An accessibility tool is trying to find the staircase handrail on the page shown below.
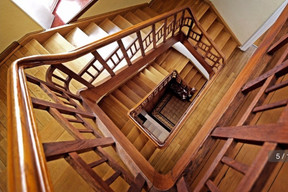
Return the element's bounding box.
[7,5,225,191]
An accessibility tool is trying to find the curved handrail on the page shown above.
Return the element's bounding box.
[7,5,225,191]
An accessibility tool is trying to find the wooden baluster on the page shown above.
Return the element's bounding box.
[92,50,115,76]
[179,10,185,33]
[163,18,167,42]
[137,31,145,56]
[66,152,114,192]
[267,33,288,55]
[172,14,177,37]
[117,39,132,66]
[152,24,156,49]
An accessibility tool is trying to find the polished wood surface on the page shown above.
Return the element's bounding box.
[2,1,287,191]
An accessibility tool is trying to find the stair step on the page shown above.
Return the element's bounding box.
[183,67,198,83]
[159,49,189,73]
[126,126,141,143]
[142,7,159,17]
[24,39,50,55]
[84,22,118,60]
[138,72,157,89]
[43,33,91,75]
[125,80,148,98]
[149,0,164,13]
[222,38,238,59]
[188,72,202,86]
[22,39,50,80]
[194,77,207,91]
[121,120,135,136]
[112,89,136,109]
[152,63,169,76]
[155,49,172,65]
[43,32,75,53]
[112,15,134,30]
[200,10,218,31]
[148,148,160,163]
[143,69,163,84]
[124,12,143,25]
[119,85,142,104]
[99,95,129,128]
[140,140,156,160]
[99,19,121,34]
[133,133,148,151]
[194,3,210,20]
[134,9,151,20]
[65,27,90,47]
[148,65,166,79]
[214,31,231,50]
[84,23,108,41]
[179,63,193,79]
[207,21,224,41]
[132,75,154,93]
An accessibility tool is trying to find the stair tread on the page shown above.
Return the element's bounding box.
[43,33,91,75]
[214,31,231,50]
[99,95,129,128]
[125,80,148,98]
[142,7,159,17]
[194,77,207,91]
[132,75,154,93]
[65,27,90,47]
[184,67,198,83]
[99,19,122,34]
[22,39,50,80]
[124,12,144,25]
[152,63,169,76]
[112,15,134,30]
[138,72,157,89]
[200,10,217,31]
[140,140,156,160]
[133,132,148,151]
[121,120,135,136]
[194,3,210,20]
[134,9,151,21]
[179,63,193,79]
[44,32,75,53]
[126,126,141,143]
[188,72,202,86]
[207,21,225,41]
[222,38,238,59]
[148,148,160,163]
[143,69,163,84]
[159,49,189,73]
[155,49,172,65]
[24,39,50,55]
[112,89,136,109]
[148,65,166,79]
[84,23,108,41]
[119,85,142,104]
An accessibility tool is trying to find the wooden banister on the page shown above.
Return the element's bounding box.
[7,6,225,191]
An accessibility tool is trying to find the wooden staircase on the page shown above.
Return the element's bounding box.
[98,48,207,162]
[1,1,242,192]
[150,0,239,59]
